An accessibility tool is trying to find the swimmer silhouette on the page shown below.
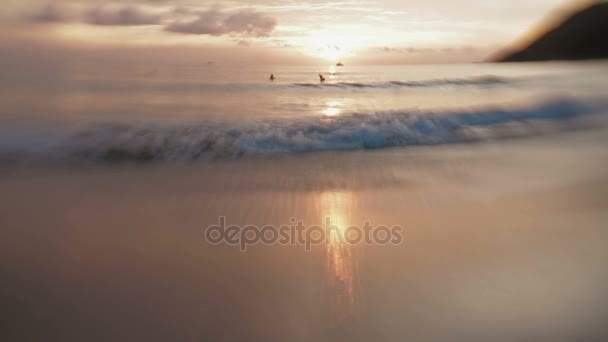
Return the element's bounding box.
[270,74,275,81]
[319,74,326,82]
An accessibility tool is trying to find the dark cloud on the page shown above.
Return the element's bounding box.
[22,3,276,39]
[86,6,162,26]
[26,4,70,23]
[166,9,277,37]
[165,9,225,35]
[171,6,193,16]
[224,10,276,36]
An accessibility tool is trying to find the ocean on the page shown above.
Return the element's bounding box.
[2,62,608,341]
[1,61,607,163]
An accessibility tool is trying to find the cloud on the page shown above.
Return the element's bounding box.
[380,46,439,54]
[271,39,296,48]
[224,10,276,35]
[26,4,70,23]
[406,47,432,53]
[165,9,225,35]
[86,6,162,26]
[166,9,277,37]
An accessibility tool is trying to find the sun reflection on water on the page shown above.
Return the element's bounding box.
[318,191,358,320]
[322,100,343,117]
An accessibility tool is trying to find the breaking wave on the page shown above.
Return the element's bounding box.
[0,99,596,164]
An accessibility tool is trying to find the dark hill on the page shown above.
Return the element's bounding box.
[496,2,608,62]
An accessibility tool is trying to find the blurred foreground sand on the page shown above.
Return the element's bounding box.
[1,129,608,341]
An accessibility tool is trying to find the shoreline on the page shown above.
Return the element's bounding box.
[2,127,608,341]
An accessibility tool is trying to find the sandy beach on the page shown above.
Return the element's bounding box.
[3,0,608,340]
[2,128,607,341]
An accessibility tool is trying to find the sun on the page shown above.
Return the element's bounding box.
[313,34,356,63]
[320,45,343,62]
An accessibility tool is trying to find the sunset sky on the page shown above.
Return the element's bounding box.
[0,0,589,64]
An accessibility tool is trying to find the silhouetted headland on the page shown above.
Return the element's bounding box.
[494,2,608,62]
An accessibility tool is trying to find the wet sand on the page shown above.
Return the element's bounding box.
[2,130,608,341]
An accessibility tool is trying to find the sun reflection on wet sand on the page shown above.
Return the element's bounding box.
[318,191,359,321]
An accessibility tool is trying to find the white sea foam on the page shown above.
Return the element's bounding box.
[0,99,598,164]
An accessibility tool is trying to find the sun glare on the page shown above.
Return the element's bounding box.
[313,34,356,63]
[320,45,342,62]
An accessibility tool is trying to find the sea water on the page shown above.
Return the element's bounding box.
[0,61,607,163]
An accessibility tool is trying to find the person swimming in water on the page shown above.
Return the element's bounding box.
[269,74,275,81]
[318,74,326,82]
